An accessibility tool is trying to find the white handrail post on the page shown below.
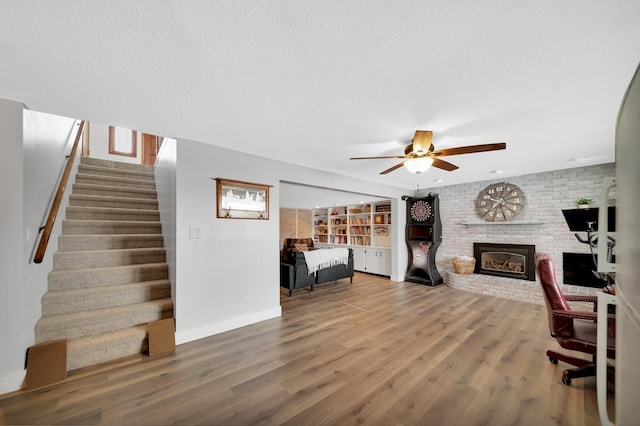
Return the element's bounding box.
[597,291,616,426]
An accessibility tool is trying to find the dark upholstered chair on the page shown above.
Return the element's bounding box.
[280,238,354,296]
[534,252,615,385]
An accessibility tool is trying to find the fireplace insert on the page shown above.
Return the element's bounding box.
[473,243,536,281]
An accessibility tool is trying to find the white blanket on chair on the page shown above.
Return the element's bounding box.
[303,248,349,275]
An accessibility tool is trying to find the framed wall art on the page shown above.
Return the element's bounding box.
[215,178,272,219]
[373,225,388,236]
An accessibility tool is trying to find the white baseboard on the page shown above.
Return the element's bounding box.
[0,370,25,396]
[390,273,404,282]
[175,306,282,345]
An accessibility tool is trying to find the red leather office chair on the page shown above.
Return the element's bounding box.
[534,253,615,385]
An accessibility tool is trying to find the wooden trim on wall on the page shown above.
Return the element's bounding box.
[81,122,90,157]
[108,126,137,157]
[215,178,272,220]
[141,133,158,166]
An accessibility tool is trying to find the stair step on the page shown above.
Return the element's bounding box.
[81,157,154,173]
[72,183,157,200]
[48,263,169,291]
[41,280,171,316]
[35,298,173,342]
[78,163,155,182]
[62,219,161,235]
[53,247,166,270]
[36,156,175,373]
[76,173,157,190]
[58,234,164,251]
[67,326,150,371]
[69,194,158,210]
[66,206,160,221]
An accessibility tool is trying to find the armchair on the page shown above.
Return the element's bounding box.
[534,253,615,385]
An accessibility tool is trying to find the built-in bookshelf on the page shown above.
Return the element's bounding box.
[372,202,391,245]
[312,202,391,247]
[312,210,329,243]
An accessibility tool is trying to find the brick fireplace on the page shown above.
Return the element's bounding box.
[421,163,614,305]
[443,242,598,306]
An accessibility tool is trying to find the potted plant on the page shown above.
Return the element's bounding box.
[576,198,593,209]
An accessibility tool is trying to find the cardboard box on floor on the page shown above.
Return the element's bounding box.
[24,339,67,390]
[22,321,175,390]
[148,318,175,356]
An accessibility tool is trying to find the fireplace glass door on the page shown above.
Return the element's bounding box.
[473,243,536,281]
[481,252,526,275]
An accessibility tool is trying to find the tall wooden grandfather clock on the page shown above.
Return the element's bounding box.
[404,194,443,286]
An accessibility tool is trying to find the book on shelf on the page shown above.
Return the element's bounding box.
[330,235,347,244]
[350,236,371,245]
[350,226,371,235]
[349,217,370,225]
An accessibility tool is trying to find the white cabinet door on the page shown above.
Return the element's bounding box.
[351,247,367,272]
[378,249,391,276]
[365,249,391,276]
[316,245,390,276]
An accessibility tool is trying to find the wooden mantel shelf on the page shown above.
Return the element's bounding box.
[459,220,545,226]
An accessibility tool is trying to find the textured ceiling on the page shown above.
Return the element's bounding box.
[1,1,639,192]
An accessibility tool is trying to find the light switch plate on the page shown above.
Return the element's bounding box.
[189,227,202,239]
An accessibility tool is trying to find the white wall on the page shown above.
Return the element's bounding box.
[0,99,26,393]
[173,140,282,343]
[86,121,142,164]
[614,63,640,425]
[154,138,177,308]
[172,139,408,344]
[279,181,389,209]
[0,104,78,393]
[22,111,80,354]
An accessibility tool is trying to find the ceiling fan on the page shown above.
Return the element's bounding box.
[350,130,506,174]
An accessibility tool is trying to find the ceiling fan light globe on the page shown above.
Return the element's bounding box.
[404,157,434,174]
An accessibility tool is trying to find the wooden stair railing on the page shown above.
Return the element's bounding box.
[34,120,86,264]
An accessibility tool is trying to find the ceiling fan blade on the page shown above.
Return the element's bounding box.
[431,142,506,157]
[350,155,406,160]
[412,130,433,155]
[380,162,406,174]
[432,158,459,171]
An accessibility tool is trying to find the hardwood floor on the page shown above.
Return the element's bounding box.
[0,273,613,425]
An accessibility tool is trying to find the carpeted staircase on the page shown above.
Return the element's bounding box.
[34,157,173,371]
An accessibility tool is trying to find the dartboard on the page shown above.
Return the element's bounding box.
[410,200,432,222]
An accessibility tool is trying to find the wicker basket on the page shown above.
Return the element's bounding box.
[452,257,475,274]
